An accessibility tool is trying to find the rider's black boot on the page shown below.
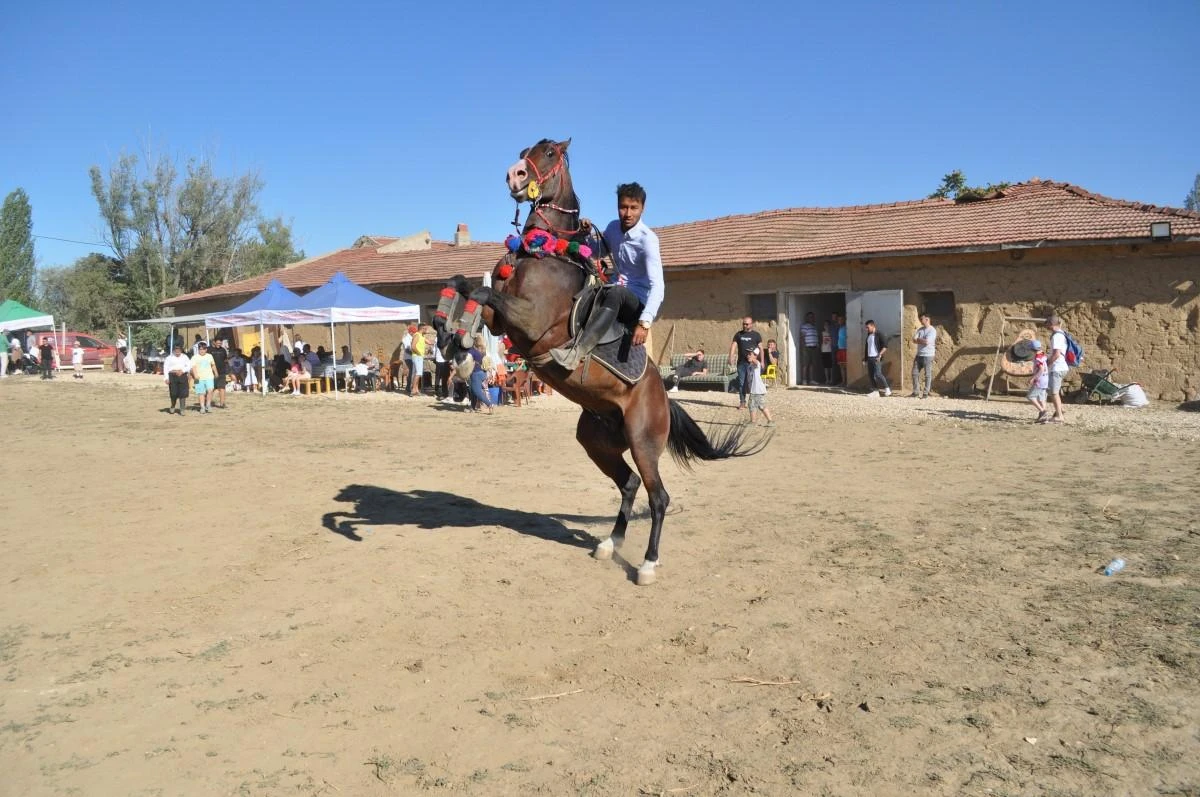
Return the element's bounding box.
[550,305,618,371]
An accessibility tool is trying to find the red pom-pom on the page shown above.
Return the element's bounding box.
[497,263,514,279]
[555,238,569,254]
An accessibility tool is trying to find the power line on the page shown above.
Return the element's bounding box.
[32,233,114,249]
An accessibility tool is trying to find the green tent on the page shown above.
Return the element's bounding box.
[0,299,55,332]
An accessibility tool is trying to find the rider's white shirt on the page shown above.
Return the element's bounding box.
[603,219,664,324]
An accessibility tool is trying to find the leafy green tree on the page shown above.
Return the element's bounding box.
[37,253,128,334]
[1185,174,1200,212]
[238,217,305,278]
[89,149,301,319]
[929,170,1011,201]
[0,188,36,304]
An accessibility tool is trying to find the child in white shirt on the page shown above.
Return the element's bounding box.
[745,349,775,427]
[71,342,85,379]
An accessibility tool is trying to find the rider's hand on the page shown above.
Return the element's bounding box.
[579,217,593,233]
[632,326,648,347]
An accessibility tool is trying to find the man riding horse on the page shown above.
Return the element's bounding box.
[434,138,766,585]
[548,182,664,371]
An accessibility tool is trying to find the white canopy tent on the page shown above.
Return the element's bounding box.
[203,280,305,395]
[252,272,420,396]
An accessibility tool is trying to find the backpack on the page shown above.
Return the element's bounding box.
[1059,330,1084,367]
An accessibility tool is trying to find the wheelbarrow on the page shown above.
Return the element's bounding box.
[1068,369,1126,405]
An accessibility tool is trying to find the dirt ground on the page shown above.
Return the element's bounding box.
[1,371,1198,797]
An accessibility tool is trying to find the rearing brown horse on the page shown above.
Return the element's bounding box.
[435,138,766,585]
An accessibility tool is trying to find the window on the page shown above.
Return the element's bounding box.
[76,336,101,348]
[919,291,956,320]
[747,293,777,322]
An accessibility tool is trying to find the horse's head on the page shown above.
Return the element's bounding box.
[506,138,573,204]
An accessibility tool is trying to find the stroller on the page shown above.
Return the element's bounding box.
[1068,369,1146,406]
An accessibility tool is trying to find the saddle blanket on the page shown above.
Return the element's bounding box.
[587,335,648,385]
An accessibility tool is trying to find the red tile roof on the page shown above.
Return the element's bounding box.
[656,179,1200,268]
[165,181,1200,307]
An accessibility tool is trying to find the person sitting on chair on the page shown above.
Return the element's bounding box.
[666,349,707,392]
[550,182,664,370]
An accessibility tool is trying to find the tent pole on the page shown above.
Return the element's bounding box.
[261,322,267,396]
[330,318,337,399]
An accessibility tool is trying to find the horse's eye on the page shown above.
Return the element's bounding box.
[544,148,556,159]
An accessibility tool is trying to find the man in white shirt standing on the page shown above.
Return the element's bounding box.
[1045,314,1069,423]
[910,312,936,398]
[550,182,664,371]
[162,343,192,415]
[114,333,129,373]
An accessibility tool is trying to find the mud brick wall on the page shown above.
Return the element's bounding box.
[656,242,1200,401]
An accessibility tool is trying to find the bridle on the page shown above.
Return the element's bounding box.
[511,142,581,238]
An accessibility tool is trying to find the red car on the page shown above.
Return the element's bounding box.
[30,331,118,368]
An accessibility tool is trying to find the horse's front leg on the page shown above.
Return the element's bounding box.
[576,411,639,564]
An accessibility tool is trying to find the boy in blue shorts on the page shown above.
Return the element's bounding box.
[190,341,217,414]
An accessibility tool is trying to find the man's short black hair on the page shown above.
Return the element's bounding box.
[616,182,647,204]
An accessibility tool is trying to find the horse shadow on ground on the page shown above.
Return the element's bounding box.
[322,483,611,548]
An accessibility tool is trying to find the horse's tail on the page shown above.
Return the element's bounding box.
[666,401,770,470]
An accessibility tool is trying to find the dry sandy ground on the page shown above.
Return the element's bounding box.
[1,372,1198,797]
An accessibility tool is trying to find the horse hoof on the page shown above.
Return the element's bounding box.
[593,538,615,561]
[636,561,659,586]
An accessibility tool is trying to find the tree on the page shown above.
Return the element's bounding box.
[0,188,36,304]
[929,170,1012,201]
[237,217,305,279]
[37,253,128,334]
[89,148,301,319]
[1185,174,1200,212]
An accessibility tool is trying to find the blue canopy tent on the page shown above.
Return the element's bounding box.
[205,280,305,395]
[260,272,420,395]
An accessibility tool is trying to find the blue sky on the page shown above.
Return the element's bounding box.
[3,0,1197,270]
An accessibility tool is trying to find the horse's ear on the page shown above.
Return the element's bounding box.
[559,138,572,152]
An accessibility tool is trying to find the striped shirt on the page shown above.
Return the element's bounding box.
[799,322,819,347]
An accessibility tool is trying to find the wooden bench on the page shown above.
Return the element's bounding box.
[298,377,331,395]
[658,353,737,392]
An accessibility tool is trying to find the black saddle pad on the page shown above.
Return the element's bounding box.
[569,285,647,385]
[588,335,648,385]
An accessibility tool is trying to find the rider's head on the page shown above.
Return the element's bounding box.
[616,183,647,232]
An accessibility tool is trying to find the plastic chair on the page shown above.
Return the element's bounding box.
[763,363,778,387]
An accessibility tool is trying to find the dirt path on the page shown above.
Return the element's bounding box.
[1,373,1197,796]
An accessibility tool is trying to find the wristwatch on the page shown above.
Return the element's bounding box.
[638,320,651,330]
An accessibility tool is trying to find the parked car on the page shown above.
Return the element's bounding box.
[31,331,118,368]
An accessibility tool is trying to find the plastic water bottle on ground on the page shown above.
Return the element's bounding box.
[1103,558,1126,576]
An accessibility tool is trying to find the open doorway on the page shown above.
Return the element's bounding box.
[786,292,846,387]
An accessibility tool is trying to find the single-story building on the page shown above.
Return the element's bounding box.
[165,181,1200,400]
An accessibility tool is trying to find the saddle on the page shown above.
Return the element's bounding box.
[567,285,648,385]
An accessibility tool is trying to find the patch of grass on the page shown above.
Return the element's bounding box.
[957,713,993,731]
[40,754,97,774]
[364,753,399,784]
[501,761,531,772]
[195,640,231,661]
[0,625,28,663]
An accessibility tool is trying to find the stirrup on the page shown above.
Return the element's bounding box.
[549,343,586,371]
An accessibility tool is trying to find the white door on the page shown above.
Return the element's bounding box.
[845,290,903,389]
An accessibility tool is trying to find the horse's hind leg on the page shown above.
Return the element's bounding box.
[622,391,671,586]
[576,411,639,562]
